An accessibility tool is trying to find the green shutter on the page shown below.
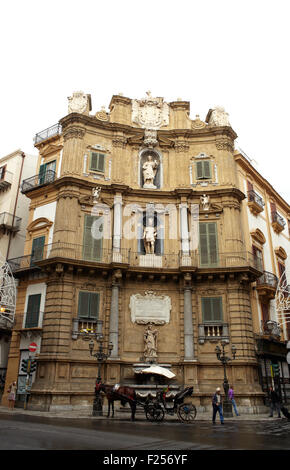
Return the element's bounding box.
[83,214,103,261]
[202,297,223,323]
[31,236,45,266]
[25,294,41,328]
[196,161,211,180]
[90,152,105,172]
[39,164,46,184]
[199,223,218,266]
[78,291,100,320]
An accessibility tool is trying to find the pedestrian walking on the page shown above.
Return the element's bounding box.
[228,385,239,416]
[7,381,17,410]
[212,387,224,424]
[268,386,281,418]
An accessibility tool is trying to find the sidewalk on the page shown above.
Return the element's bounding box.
[0,405,281,422]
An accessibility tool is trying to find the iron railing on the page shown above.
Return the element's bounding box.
[21,169,56,193]
[0,212,21,231]
[272,211,286,227]
[34,123,62,145]
[248,190,265,209]
[8,242,263,274]
[257,271,278,289]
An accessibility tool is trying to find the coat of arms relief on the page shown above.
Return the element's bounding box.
[132,91,169,130]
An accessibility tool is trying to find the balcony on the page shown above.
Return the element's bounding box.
[72,318,100,340]
[247,190,265,215]
[0,170,13,191]
[0,212,21,233]
[256,271,278,300]
[7,243,263,276]
[198,323,229,344]
[271,211,286,233]
[21,169,56,193]
[34,123,62,145]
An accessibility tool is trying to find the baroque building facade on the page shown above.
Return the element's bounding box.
[3,91,284,412]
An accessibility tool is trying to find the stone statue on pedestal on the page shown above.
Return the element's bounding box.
[142,155,159,189]
[143,218,157,254]
[144,324,158,362]
[200,194,210,211]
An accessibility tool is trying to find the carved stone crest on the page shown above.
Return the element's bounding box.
[206,106,231,127]
[132,91,169,129]
[68,91,91,115]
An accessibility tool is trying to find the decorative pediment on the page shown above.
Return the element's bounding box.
[27,218,53,234]
[40,144,63,157]
[250,229,266,245]
[275,246,287,260]
[157,135,175,149]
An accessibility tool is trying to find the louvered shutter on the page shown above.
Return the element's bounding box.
[203,161,211,179]
[202,297,223,322]
[39,164,46,184]
[199,223,218,266]
[90,152,105,172]
[211,297,223,321]
[78,292,100,320]
[202,298,212,322]
[25,294,41,328]
[83,215,103,261]
[31,236,45,266]
[196,161,203,179]
[89,293,100,320]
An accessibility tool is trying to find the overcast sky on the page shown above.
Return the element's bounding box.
[1,0,289,204]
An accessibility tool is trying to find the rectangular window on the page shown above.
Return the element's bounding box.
[0,165,6,180]
[39,161,56,184]
[202,297,223,323]
[31,236,45,266]
[78,291,100,320]
[199,222,218,266]
[252,245,264,272]
[25,294,41,328]
[195,160,212,180]
[90,152,105,172]
[82,214,103,261]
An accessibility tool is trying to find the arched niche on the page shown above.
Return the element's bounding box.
[137,211,164,255]
[139,148,162,189]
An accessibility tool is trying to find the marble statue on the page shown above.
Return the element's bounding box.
[200,194,210,211]
[144,324,158,361]
[92,186,101,202]
[143,218,157,254]
[142,155,159,188]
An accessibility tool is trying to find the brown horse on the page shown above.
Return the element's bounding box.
[96,383,137,420]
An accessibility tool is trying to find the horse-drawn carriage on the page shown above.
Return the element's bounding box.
[96,382,197,423]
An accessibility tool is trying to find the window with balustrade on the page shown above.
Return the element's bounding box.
[198,297,229,343]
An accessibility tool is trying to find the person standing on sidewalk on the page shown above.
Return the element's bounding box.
[212,387,224,424]
[7,381,17,411]
[268,386,281,418]
[228,385,239,416]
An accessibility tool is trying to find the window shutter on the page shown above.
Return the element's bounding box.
[78,292,90,318]
[261,303,269,323]
[89,293,100,320]
[90,152,105,172]
[202,297,223,322]
[83,215,103,261]
[25,294,41,328]
[211,297,223,322]
[199,223,218,266]
[247,181,254,192]
[196,161,203,179]
[31,236,45,266]
[202,298,212,322]
[39,164,46,184]
[203,161,211,179]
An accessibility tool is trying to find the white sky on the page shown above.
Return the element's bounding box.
[1,0,290,205]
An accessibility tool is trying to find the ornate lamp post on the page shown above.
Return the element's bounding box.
[84,320,113,416]
[215,340,237,418]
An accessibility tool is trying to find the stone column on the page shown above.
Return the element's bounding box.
[180,203,190,254]
[113,193,122,253]
[183,274,194,360]
[61,127,86,177]
[109,270,122,358]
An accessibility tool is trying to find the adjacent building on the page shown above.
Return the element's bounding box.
[2,92,289,412]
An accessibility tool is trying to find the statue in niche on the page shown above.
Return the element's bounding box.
[142,154,159,189]
[144,324,158,362]
[143,217,157,254]
[92,186,101,202]
[200,194,210,211]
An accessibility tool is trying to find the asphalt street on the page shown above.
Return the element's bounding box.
[0,412,290,450]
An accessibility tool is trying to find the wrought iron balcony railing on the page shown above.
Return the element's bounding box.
[248,190,265,209]
[34,123,62,145]
[0,212,21,231]
[257,271,278,289]
[8,242,264,275]
[272,211,286,228]
[21,169,56,193]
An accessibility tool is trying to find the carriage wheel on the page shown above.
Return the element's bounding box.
[145,404,165,422]
[177,403,197,423]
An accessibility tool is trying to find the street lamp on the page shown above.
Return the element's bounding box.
[87,321,113,416]
[215,340,237,418]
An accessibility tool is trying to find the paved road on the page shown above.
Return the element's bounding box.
[0,413,290,450]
